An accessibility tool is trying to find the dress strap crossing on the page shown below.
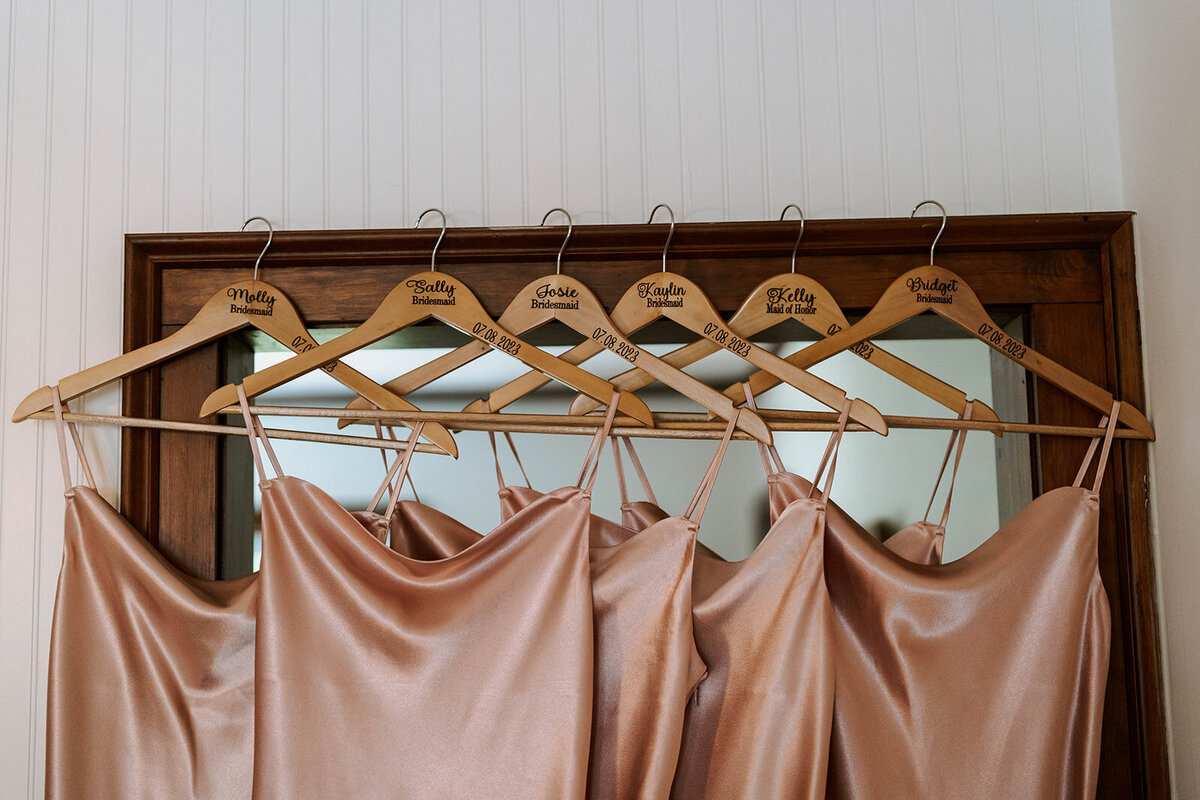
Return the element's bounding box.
[365,421,425,515]
[923,400,975,529]
[807,398,853,503]
[481,401,532,492]
[611,437,659,506]
[236,385,284,485]
[50,385,97,496]
[1072,400,1122,494]
[370,421,420,507]
[742,383,786,477]
[370,421,425,523]
[682,412,740,526]
[575,392,622,493]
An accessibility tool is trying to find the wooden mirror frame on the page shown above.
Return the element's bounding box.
[120,212,1166,798]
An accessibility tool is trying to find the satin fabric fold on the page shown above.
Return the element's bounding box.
[616,431,850,799]
[254,477,594,799]
[47,487,257,800]
[390,484,706,800]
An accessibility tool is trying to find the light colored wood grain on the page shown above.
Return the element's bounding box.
[198,271,655,425]
[341,271,772,443]
[463,269,888,434]
[26,411,448,453]
[11,279,461,457]
[728,264,1155,439]
[218,403,1154,440]
[569,269,1002,429]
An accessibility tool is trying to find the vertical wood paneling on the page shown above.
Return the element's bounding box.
[440,0,485,226]
[957,2,1007,213]
[997,0,1051,211]
[246,0,286,222]
[638,0,685,213]
[165,0,205,228]
[124,0,168,230]
[401,1,444,221]
[759,0,805,215]
[283,0,324,227]
[836,0,887,216]
[520,0,565,219]
[717,0,768,220]
[325,0,365,229]
[0,1,53,793]
[0,1,1133,796]
[797,1,848,217]
[877,1,925,215]
[205,0,248,231]
[1037,0,1089,211]
[363,0,403,227]
[677,0,724,220]
[481,0,524,225]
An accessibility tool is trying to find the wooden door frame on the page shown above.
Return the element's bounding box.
[120,211,1167,798]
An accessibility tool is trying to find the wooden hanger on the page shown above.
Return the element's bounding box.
[199,210,654,425]
[338,209,772,443]
[570,205,999,431]
[725,201,1155,440]
[12,217,461,457]
[460,205,887,434]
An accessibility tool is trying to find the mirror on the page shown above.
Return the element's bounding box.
[235,315,1032,572]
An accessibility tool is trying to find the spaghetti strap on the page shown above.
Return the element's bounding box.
[50,385,97,495]
[370,421,420,508]
[611,437,659,506]
[1072,400,1121,493]
[742,383,786,476]
[379,422,425,523]
[923,400,975,528]
[481,399,533,492]
[575,392,621,493]
[807,398,853,501]
[683,412,740,526]
[236,385,283,485]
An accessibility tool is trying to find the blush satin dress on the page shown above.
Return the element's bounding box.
[46,386,258,800]
[248,388,597,799]
[389,402,736,800]
[821,403,1120,800]
[605,399,852,799]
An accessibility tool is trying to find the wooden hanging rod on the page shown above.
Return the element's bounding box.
[28,411,448,454]
[213,405,1151,440]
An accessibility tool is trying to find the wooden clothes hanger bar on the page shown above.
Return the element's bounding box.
[27,410,449,453]
[212,404,1153,440]
[11,217,461,457]
[570,204,1000,430]
[726,201,1155,441]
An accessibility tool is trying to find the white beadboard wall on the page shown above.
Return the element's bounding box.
[0,1,1125,797]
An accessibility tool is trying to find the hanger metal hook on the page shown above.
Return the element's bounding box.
[540,207,573,275]
[779,203,806,274]
[415,208,448,272]
[241,216,274,281]
[909,200,947,264]
[648,203,676,273]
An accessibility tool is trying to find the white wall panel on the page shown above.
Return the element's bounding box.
[0,1,1129,796]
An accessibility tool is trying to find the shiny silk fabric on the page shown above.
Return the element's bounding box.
[46,391,256,800]
[773,408,1116,799]
[618,404,853,800]
[254,478,594,799]
[390,421,722,800]
[249,403,595,799]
